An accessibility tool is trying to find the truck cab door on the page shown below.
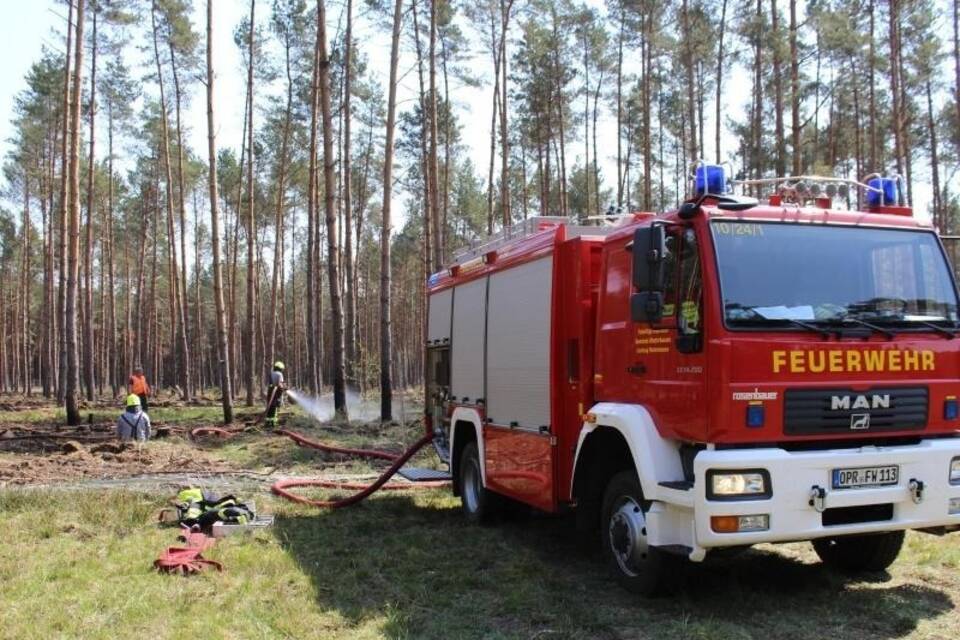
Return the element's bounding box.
[635,226,709,440]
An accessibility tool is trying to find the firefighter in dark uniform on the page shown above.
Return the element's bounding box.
[265,361,287,428]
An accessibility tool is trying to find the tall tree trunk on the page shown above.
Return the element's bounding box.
[20,179,31,395]
[592,73,602,216]
[888,0,904,179]
[107,102,118,397]
[753,0,763,186]
[498,0,513,228]
[207,0,234,424]
[771,0,785,177]
[317,0,348,417]
[926,80,942,229]
[306,13,321,393]
[42,157,53,397]
[790,0,801,174]
[642,13,653,208]
[169,40,192,400]
[65,0,86,426]
[82,8,97,401]
[896,17,912,205]
[682,0,698,163]
[551,7,567,216]
[430,0,444,260]
[412,0,432,275]
[150,1,191,400]
[616,10,624,206]
[715,0,728,163]
[869,0,878,171]
[58,0,75,404]
[381,0,403,421]
[271,28,294,370]
[486,13,500,236]
[245,0,257,405]
[954,0,960,151]
[343,0,357,384]
[582,26,590,220]
[441,32,452,260]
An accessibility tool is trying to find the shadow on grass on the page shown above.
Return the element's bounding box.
[274,494,954,640]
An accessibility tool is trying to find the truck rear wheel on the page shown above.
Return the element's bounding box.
[812,530,905,573]
[600,470,679,596]
[459,441,497,524]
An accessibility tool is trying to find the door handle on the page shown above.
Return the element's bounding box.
[627,364,646,376]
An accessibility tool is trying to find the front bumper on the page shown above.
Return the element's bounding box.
[692,438,960,549]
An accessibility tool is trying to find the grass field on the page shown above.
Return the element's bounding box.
[1,397,959,639]
[1,488,959,640]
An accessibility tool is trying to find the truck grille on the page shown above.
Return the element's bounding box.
[783,387,927,435]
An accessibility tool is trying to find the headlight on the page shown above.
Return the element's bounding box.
[707,469,771,499]
[950,457,960,485]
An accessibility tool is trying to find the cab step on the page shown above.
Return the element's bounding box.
[397,467,452,482]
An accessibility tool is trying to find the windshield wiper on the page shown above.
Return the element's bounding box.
[727,314,833,338]
[832,317,897,340]
[784,318,833,339]
[913,320,958,339]
[846,313,959,339]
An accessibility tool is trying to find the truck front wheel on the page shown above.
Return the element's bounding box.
[600,470,679,596]
[812,530,905,573]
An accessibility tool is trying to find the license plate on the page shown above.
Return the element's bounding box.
[832,465,899,489]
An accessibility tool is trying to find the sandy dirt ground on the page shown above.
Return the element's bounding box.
[0,394,428,491]
[0,423,236,486]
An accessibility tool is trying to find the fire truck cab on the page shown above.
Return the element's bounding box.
[426,171,960,595]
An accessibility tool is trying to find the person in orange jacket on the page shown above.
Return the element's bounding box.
[128,366,152,413]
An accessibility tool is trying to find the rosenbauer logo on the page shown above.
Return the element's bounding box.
[772,349,935,374]
[732,389,778,401]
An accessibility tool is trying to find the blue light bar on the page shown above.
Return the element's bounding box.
[694,165,727,196]
[866,177,898,207]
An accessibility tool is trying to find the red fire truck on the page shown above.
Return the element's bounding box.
[425,169,960,594]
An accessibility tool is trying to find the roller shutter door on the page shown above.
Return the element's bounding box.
[450,277,487,403]
[427,288,453,344]
[486,256,553,430]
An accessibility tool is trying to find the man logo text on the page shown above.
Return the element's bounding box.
[830,394,891,410]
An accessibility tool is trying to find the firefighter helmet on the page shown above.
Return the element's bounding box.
[125,394,142,408]
[273,361,285,371]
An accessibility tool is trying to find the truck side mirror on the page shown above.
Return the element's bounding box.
[630,225,666,323]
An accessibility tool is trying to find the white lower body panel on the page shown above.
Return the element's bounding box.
[686,439,960,555]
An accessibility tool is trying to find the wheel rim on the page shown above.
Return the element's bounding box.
[463,457,481,513]
[607,495,649,577]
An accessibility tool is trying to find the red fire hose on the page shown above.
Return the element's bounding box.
[273,428,399,461]
[270,430,448,508]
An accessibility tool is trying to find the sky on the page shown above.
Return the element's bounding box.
[0,0,936,235]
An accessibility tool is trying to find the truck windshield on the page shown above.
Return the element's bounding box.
[711,221,959,329]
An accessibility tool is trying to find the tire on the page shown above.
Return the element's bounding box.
[600,470,680,596]
[812,530,905,573]
[459,441,498,524]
